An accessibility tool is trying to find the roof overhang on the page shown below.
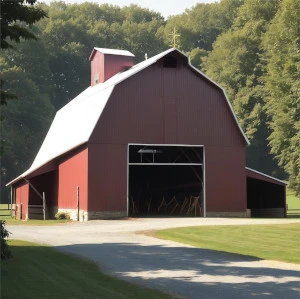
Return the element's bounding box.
[246,167,287,186]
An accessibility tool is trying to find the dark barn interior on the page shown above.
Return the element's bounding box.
[128,145,204,217]
[247,177,286,218]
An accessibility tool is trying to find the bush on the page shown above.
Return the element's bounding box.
[1,220,12,260]
[54,212,70,220]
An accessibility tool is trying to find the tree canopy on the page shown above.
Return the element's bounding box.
[1,0,299,199]
[0,0,47,105]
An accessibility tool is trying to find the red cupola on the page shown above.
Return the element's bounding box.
[89,47,135,86]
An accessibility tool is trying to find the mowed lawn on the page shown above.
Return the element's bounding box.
[0,204,70,225]
[287,189,300,212]
[1,240,171,299]
[154,223,300,264]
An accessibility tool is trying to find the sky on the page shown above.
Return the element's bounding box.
[41,0,219,18]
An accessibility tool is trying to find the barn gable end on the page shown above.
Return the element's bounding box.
[88,52,247,217]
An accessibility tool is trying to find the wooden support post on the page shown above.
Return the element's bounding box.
[42,192,46,220]
[10,186,13,217]
[77,186,80,221]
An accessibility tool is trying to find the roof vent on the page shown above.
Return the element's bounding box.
[89,48,135,86]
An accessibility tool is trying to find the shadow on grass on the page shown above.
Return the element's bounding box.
[55,242,300,299]
[1,241,172,299]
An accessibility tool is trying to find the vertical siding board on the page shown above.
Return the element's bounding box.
[58,149,88,211]
[206,146,246,212]
[88,144,127,212]
[15,182,29,219]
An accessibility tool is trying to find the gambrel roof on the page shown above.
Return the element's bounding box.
[7,48,249,185]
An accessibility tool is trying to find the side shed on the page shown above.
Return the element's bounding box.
[246,167,287,218]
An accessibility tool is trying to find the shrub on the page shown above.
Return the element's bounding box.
[54,212,70,220]
[1,220,12,260]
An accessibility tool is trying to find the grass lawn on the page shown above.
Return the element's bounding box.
[0,216,71,225]
[154,223,300,264]
[1,240,171,299]
[0,204,71,225]
[286,189,300,210]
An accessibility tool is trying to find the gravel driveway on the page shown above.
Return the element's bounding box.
[8,218,300,298]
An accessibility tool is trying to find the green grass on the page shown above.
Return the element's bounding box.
[1,240,171,299]
[286,189,300,210]
[0,204,71,225]
[0,218,71,225]
[0,204,11,217]
[154,223,300,264]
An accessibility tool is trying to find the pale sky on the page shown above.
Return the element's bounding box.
[41,0,219,18]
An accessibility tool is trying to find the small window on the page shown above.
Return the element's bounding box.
[163,56,177,68]
[94,74,99,84]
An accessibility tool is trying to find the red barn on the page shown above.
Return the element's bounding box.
[7,48,287,220]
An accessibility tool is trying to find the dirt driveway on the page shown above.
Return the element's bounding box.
[8,218,300,298]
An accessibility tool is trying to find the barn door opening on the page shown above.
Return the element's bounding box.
[128,144,205,217]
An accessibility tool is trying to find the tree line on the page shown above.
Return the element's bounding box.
[1,0,299,200]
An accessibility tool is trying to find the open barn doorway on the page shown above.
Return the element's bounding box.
[128,144,205,217]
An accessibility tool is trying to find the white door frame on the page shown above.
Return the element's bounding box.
[127,143,206,217]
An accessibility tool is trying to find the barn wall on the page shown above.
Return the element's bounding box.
[91,61,245,147]
[58,148,88,215]
[15,182,29,220]
[91,51,104,85]
[91,52,133,85]
[88,143,127,218]
[205,146,246,214]
[89,54,247,215]
[104,54,133,82]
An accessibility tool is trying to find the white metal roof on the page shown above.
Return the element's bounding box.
[7,85,114,185]
[7,48,249,185]
[93,47,135,57]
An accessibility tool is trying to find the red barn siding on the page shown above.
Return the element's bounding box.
[15,182,29,220]
[88,143,127,212]
[104,55,133,82]
[91,51,133,86]
[58,148,88,210]
[206,146,246,212]
[91,63,245,147]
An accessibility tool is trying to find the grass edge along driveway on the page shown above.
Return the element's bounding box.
[1,240,172,299]
[153,223,300,264]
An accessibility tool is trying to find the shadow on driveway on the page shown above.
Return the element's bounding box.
[56,242,300,299]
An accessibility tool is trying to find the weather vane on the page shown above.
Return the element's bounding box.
[169,27,180,48]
